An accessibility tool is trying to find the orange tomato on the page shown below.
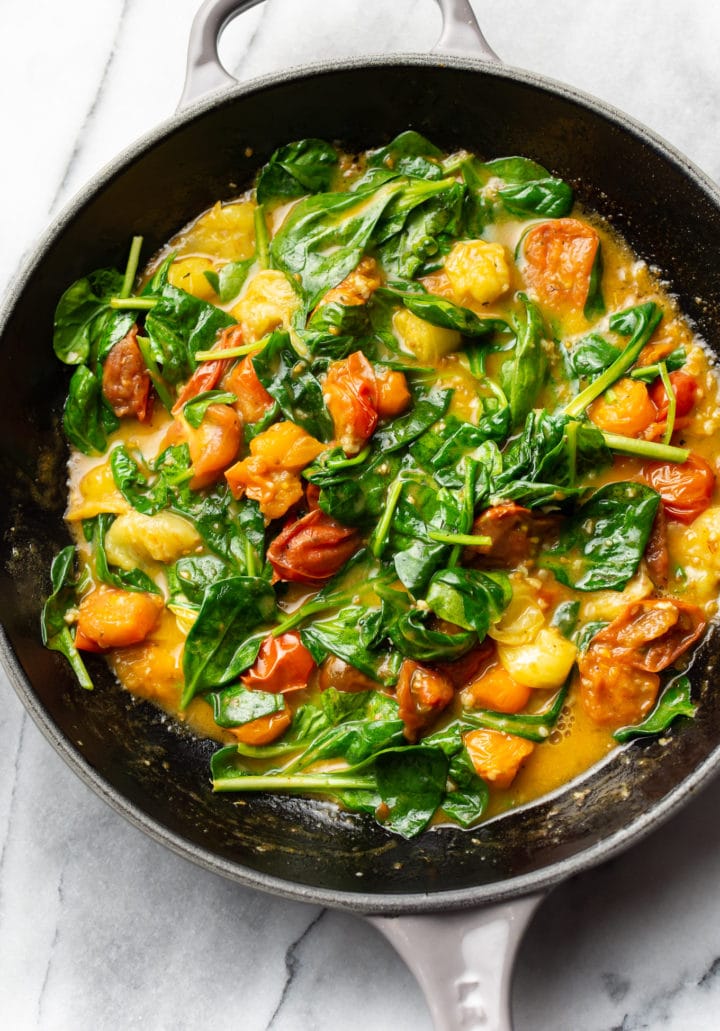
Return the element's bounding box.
[641,452,716,524]
[464,728,534,788]
[241,632,315,693]
[375,368,411,420]
[76,587,163,650]
[587,378,657,436]
[522,218,600,312]
[323,351,378,454]
[223,354,275,424]
[186,404,243,490]
[225,421,325,520]
[230,708,292,745]
[463,665,531,714]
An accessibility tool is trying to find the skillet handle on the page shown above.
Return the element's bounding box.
[368,893,544,1031]
[179,0,500,109]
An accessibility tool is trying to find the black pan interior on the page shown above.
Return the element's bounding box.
[3,60,720,904]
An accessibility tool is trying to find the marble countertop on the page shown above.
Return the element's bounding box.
[3,1,720,1028]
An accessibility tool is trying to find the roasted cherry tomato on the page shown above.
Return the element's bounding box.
[323,350,378,454]
[578,656,660,727]
[172,325,243,413]
[396,658,454,742]
[522,218,600,312]
[76,587,163,650]
[240,632,315,693]
[590,598,706,674]
[464,728,534,788]
[185,404,243,490]
[102,325,152,421]
[462,665,532,714]
[649,370,698,420]
[223,352,275,425]
[230,709,292,745]
[588,378,658,437]
[267,509,359,584]
[375,367,411,420]
[641,452,716,524]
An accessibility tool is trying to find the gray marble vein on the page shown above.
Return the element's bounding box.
[3,2,720,1029]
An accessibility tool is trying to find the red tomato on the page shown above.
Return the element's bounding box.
[102,325,152,421]
[267,509,360,584]
[323,351,378,454]
[396,659,454,742]
[522,218,599,312]
[590,598,706,674]
[223,353,275,425]
[241,632,315,693]
[641,452,716,524]
[172,325,243,413]
[649,371,698,420]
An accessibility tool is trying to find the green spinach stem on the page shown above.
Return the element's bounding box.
[119,236,143,299]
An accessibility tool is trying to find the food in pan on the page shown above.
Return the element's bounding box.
[42,132,720,837]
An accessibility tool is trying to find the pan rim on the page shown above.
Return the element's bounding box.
[3,51,720,914]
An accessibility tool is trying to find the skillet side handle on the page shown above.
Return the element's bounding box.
[179,0,501,110]
[178,0,266,110]
[368,893,544,1031]
[433,0,501,62]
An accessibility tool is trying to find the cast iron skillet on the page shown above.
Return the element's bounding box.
[3,1,720,1027]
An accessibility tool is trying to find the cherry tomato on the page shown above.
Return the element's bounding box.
[185,404,242,490]
[76,587,163,650]
[587,378,657,437]
[102,325,152,421]
[396,659,454,742]
[462,665,532,714]
[267,509,359,584]
[172,325,243,413]
[590,598,706,673]
[649,370,698,420]
[578,655,660,727]
[323,351,378,454]
[464,728,534,788]
[318,655,381,693]
[241,632,315,693]
[230,709,292,745]
[642,452,716,524]
[375,367,411,420]
[223,353,274,424]
[522,218,600,312]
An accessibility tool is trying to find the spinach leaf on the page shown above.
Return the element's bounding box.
[614,675,696,743]
[567,334,621,379]
[371,388,452,452]
[300,604,400,685]
[367,131,444,181]
[251,330,334,440]
[584,244,605,320]
[376,183,465,278]
[498,177,573,218]
[441,750,489,827]
[462,677,571,742]
[53,268,131,365]
[479,156,552,184]
[564,301,662,417]
[110,443,192,517]
[385,287,507,336]
[63,365,119,455]
[574,620,608,653]
[169,554,230,607]
[183,390,237,428]
[271,183,402,307]
[425,569,511,636]
[203,258,254,304]
[40,547,93,690]
[307,299,371,339]
[385,605,475,662]
[182,576,276,706]
[290,710,405,770]
[212,743,449,839]
[630,348,686,383]
[372,746,448,837]
[210,684,285,728]
[256,139,339,204]
[539,481,660,591]
[551,600,580,638]
[89,514,161,595]
[144,283,235,384]
[314,451,403,528]
[500,293,547,428]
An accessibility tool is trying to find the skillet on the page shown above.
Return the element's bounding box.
[3,1,720,1027]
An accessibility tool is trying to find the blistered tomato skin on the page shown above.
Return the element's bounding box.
[396,659,454,742]
[241,632,315,693]
[642,453,716,524]
[267,509,360,584]
[323,351,378,455]
[102,325,152,422]
[522,218,599,311]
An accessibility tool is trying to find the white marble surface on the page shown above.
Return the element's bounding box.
[3,1,720,1028]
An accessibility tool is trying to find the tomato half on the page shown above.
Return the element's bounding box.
[241,632,315,693]
[642,452,716,524]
